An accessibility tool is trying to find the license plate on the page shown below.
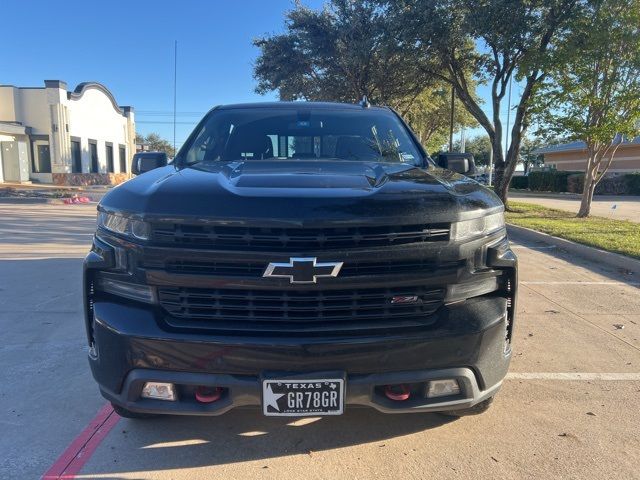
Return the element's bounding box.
[262,378,344,416]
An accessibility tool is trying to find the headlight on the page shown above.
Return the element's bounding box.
[95,276,156,303]
[97,211,150,240]
[451,212,505,241]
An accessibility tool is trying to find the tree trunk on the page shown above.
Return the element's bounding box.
[578,147,598,218]
[577,170,597,217]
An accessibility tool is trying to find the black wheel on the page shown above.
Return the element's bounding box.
[440,396,494,417]
[111,403,159,419]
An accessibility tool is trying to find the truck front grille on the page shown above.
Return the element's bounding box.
[157,286,445,335]
[151,258,461,278]
[150,223,450,250]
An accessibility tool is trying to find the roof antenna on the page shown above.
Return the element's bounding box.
[359,95,371,108]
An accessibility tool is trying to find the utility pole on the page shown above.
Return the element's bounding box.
[488,146,493,186]
[173,40,178,157]
[448,86,455,152]
[505,77,512,157]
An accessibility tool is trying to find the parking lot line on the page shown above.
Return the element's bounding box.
[42,404,119,480]
[506,372,640,380]
[522,281,640,286]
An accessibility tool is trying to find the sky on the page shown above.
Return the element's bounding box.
[2,0,518,151]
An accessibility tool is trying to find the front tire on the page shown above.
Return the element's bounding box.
[440,396,494,417]
[111,403,159,419]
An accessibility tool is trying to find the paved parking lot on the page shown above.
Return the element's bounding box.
[0,203,638,479]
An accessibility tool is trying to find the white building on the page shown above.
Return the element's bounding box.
[0,80,135,185]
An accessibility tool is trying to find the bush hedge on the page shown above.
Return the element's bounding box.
[510,176,529,189]
[527,171,577,192]
[511,170,640,195]
[567,173,640,195]
[626,173,640,195]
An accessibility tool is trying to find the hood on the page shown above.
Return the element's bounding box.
[101,160,503,226]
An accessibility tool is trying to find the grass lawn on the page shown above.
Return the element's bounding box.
[505,201,640,260]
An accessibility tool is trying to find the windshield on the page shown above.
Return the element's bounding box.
[181,107,423,166]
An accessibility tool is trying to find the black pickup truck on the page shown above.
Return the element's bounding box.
[84,101,517,419]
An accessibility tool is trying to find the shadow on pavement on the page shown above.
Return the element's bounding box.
[83,408,455,476]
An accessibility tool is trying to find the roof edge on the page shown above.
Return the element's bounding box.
[67,82,125,116]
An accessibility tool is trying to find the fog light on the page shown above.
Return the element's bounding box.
[427,379,460,398]
[141,382,177,401]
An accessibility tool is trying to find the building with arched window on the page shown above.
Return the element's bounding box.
[0,80,135,185]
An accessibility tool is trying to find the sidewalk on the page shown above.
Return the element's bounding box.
[0,182,111,203]
[509,191,640,222]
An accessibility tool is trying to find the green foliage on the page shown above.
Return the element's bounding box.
[510,176,529,189]
[452,135,492,166]
[253,0,424,106]
[532,0,640,216]
[136,133,175,158]
[519,136,545,173]
[385,0,579,203]
[535,0,640,148]
[625,173,640,195]
[403,86,478,152]
[527,171,576,192]
[253,0,477,151]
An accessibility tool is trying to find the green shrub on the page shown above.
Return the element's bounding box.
[597,175,630,194]
[566,172,639,195]
[510,176,529,189]
[528,171,576,192]
[625,173,640,195]
[567,174,584,193]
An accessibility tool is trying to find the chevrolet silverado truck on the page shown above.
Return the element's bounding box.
[84,101,517,419]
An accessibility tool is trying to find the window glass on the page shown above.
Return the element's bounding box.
[182,108,421,165]
[106,145,114,173]
[71,141,82,173]
[34,144,52,173]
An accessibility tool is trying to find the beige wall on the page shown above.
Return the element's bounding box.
[67,88,133,175]
[0,87,51,134]
[545,144,640,173]
[1,82,135,184]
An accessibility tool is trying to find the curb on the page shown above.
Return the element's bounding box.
[0,196,97,205]
[0,197,51,204]
[507,223,640,276]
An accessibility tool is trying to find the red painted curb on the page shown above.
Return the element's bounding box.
[42,404,120,479]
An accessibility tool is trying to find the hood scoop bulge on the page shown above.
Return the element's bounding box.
[221,160,391,190]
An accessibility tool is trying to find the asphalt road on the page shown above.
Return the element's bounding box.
[509,192,640,222]
[0,202,638,479]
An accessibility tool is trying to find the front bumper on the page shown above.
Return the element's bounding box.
[90,294,511,415]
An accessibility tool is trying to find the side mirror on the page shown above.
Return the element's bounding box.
[437,153,476,176]
[132,152,168,175]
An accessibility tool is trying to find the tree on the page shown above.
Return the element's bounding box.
[254,0,425,107]
[534,0,640,216]
[386,0,579,207]
[403,85,478,152]
[452,134,492,166]
[520,136,544,174]
[253,0,476,154]
[135,132,176,158]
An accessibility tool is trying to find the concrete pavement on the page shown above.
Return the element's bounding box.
[0,203,638,479]
[509,192,640,222]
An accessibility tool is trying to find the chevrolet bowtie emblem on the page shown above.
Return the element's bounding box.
[263,257,343,284]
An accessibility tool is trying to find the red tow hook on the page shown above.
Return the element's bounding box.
[195,386,223,403]
[384,384,411,401]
